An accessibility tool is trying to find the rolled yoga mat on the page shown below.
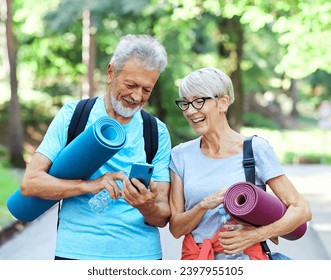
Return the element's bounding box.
[223,182,307,240]
[7,117,126,222]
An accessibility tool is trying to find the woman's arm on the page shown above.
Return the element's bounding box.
[258,174,312,240]
[169,170,226,239]
[219,174,312,254]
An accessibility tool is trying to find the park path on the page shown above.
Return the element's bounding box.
[0,164,330,260]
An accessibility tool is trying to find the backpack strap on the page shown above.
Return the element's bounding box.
[243,136,256,186]
[58,97,97,229]
[243,135,266,191]
[141,109,159,164]
[66,97,98,146]
[58,99,159,228]
[243,135,273,260]
[66,98,159,162]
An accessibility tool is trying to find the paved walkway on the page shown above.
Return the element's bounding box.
[0,164,330,260]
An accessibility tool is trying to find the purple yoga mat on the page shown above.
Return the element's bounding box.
[223,182,307,240]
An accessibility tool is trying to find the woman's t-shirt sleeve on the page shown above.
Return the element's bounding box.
[253,136,284,184]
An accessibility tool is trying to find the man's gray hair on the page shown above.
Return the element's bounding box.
[110,34,167,74]
[179,67,235,105]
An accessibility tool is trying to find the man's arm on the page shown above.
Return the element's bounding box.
[21,152,125,200]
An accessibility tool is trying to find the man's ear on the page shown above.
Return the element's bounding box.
[106,64,114,84]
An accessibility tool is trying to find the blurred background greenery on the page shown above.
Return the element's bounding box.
[1,0,331,227]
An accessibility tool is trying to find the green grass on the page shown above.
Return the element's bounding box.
[241,127,331,164]
[0,164,21,229]
[173,124,331,164]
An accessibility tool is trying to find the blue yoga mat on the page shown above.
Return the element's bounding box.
[7,117,126,222]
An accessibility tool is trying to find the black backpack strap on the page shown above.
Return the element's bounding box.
[58,97,97,229]
[66,97,98,146]
[243,135,266,191]
[58,103,158,229]
[243,135,273,260]
[67,100,159,164]
[243,136,256,186]
[141,109,158,164]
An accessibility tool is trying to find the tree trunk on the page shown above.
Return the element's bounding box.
[217,17,244,132]
[2,0,25,167]
[246,93,298,129]
[82,9,96,99]
[230,18,244,132]
[289,79,299,117]
[142,14,167,122]
[148,80,167,121]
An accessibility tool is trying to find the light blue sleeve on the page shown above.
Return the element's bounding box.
[253,136,284,184]
[169,143,183,177]
[151,119,171,182]
[36,101,78,162]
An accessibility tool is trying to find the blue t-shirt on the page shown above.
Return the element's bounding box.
[36,96,171,260]
[169,136,284,243]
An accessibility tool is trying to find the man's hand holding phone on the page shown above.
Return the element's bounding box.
[129,162,154,189]
[122,162,157,209]
[123,162,169,227]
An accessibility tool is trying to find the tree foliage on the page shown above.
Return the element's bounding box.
[1,0,331,161]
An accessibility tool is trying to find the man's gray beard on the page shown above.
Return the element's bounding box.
[110,93,141,118]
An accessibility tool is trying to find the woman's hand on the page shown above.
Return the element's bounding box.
[218,224,260,254]
[200,188,228,210]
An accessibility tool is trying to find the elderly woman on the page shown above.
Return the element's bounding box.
[169,67,312,260]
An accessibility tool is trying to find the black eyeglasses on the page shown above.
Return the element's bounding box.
[175,97,213,111]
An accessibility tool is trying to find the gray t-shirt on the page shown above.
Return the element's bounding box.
[169,136,284,243]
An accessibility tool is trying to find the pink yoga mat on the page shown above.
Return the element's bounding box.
[223,182,307,240]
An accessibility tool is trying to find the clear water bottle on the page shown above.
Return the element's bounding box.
[218,205,250,260]
[89,189,113,213]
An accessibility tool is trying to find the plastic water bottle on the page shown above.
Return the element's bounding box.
[218,205,250,260]
[88,189,113,213]
[89,180,122,213]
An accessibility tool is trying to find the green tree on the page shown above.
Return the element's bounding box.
[3,0,331,155]
[1,0,25,167]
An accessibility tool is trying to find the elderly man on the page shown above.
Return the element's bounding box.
[21,34,171,260]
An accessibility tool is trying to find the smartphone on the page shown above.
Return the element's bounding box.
[129,162,154,188]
